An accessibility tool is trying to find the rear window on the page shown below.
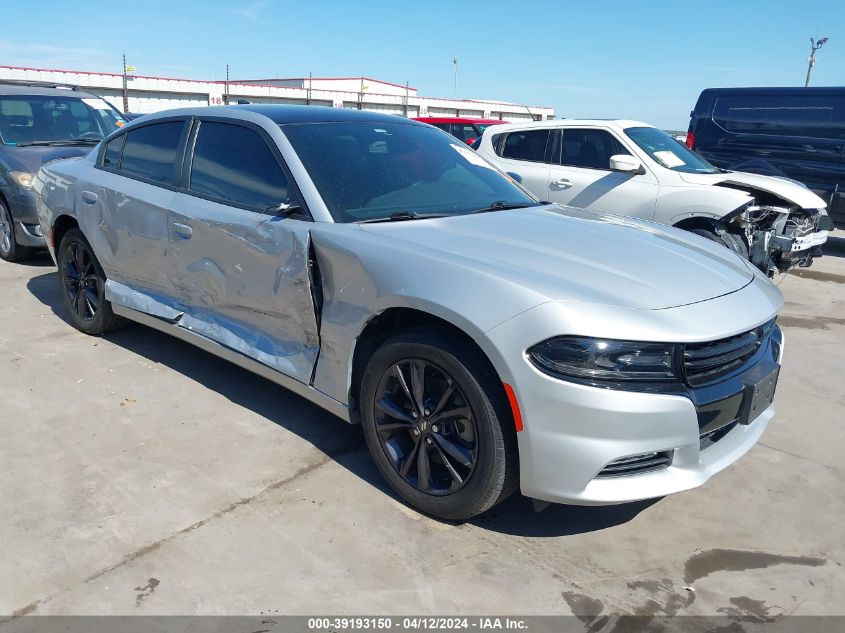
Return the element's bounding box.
[120,121,185,184]
[499,129,550,162]
[450,124,480,144]
[713,95,845,139]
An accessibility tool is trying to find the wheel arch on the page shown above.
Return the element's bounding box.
[347,306,510,423]
[658,186,752,227]
[52,214,80,251]
[673,215,723,232]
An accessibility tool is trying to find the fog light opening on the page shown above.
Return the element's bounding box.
[596,450,673,478]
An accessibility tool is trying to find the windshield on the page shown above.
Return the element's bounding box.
[0,94,125,146]
[625,126,718,174]
[282,121,536,222]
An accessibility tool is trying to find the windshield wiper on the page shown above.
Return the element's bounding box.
[16,138,101,147]
[358,211,451,224]
[469,200,540,214]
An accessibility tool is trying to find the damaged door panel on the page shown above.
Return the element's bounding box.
[104,279,184,322]
[167,191,320,384]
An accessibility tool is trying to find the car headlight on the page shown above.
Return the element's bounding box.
[10,171,36,190]
[528,336,679,382]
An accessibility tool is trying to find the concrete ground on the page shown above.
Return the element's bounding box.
[1,234,844,620]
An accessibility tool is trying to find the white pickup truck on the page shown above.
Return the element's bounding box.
[474,119,832,275]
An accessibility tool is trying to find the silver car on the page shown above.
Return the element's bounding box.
[34,106,784,520]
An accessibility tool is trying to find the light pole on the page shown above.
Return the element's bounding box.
[805,37,828,87]
[122,55,136,113]
[122,54,129,113]
[224,64,230,105]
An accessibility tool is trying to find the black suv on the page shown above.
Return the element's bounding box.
[0,80,126,261]
[687,86,844,229]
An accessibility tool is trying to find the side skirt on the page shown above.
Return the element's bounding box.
[112,303,352,423]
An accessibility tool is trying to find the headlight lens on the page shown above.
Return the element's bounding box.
[10,171,36,189]
[528,337,679,382]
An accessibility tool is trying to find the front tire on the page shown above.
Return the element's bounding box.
[57,228,127,335]
[0,199,36,262]
[689,226,749,259]
[359,329,518,520]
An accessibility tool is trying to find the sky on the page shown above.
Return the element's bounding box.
[0,0,842,130]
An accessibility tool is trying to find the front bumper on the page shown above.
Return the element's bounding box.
[482,281,783,506]
[4,187,47,248]
[516,367,775,506]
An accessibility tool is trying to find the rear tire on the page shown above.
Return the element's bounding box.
[0,199,36,263]
[359,329,518,520]
[57,228,127,335]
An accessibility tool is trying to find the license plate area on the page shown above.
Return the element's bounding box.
[739,361,780,425]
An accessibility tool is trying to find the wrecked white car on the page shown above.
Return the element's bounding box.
[475,120,831,275]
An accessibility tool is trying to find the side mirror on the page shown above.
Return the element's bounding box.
[506,171,523,183]
[609,154,644,175]
[266,201,302,216]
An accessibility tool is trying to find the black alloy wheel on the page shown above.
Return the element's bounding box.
[57,228,127,335]
[360,329,518,520]
[373,358,478,495]
[62,239,100,321]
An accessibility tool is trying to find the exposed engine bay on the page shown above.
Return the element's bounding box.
[718,184,829,276]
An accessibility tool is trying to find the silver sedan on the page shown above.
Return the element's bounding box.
[34,106,783,520]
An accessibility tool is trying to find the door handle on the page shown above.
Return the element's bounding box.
[551,178,572,189]
[81,191,98,205]
[172,223,193,239]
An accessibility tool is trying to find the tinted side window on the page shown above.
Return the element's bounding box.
[560,129,629,170]
[499,129,550,162]
[189,121,289,209]
[713,95,845,139]
[102,134,126,168]
[451,124,479,143]
[120,121,185,184]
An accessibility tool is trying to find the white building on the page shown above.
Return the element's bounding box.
[0,65,554,121]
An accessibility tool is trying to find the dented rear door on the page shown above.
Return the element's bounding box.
[167,119,319,384]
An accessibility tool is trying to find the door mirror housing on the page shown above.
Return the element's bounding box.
[266,201,302,216]
[609,154,645,175]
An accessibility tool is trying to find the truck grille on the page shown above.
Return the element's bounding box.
[683,320,775,387]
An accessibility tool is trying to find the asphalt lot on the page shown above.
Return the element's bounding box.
[1,233,844,619]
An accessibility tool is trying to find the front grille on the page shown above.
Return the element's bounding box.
[596,451,672,478]
[682,320,775,387]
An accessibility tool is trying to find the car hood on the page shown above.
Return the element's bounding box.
[677,170,826,209]
[1,145,93,174]
[358,205,755,310]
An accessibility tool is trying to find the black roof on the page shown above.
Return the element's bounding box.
[0,81,98,97]
[700,86,845,96]
[231,104,426,126]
